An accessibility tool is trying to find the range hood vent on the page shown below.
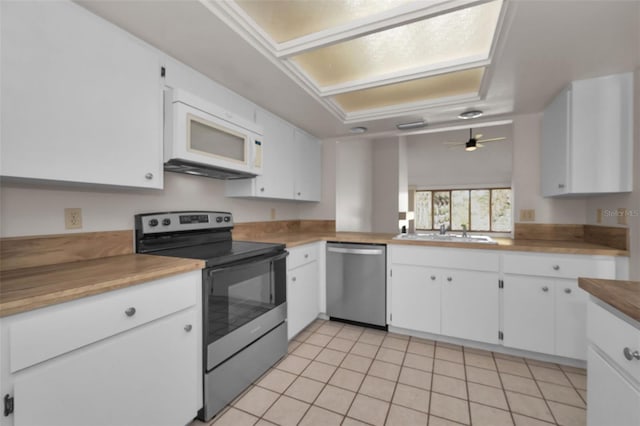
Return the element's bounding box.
[164,159,256,180]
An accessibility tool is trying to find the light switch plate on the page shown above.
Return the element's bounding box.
[64,208,82,229]
[519,209,535,222]
[617,208,627,225]
[596,208,602,224]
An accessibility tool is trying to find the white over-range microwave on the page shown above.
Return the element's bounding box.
[164,89,263,179]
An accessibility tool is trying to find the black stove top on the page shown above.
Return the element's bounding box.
[152,240,285,268]
[134,211,285,268]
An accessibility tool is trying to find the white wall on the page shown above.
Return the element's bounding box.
[299,140,336,221]
[511,113,587,224]
[372,138,401,233]
[407,124,513,188]
[0,174,301,237]
[585,67,640,279]
[335,139,373,232]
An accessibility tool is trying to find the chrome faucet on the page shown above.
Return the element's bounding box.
[461,224,468,238]
[439,224,448,235]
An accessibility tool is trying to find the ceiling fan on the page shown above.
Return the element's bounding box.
[444,128,507,151]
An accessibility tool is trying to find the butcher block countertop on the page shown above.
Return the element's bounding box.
[0,254,205,318]
[238,231,629,256]
[579,278,640,322]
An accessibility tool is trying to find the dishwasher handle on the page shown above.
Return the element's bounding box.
[327,247,384,256]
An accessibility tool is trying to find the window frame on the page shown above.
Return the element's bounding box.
[414,187,512,233]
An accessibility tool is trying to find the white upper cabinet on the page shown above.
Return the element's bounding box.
[541,72,633,196]
[294,129,322,202]
[0,2,163,189]
[226,112,321,202]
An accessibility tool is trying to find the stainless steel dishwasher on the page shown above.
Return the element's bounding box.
[326,242,387,328]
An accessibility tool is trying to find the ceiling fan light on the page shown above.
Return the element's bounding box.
[396,120,427,130]
[465,139,477,151]
[458,110,483,120]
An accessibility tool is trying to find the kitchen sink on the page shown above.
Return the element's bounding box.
[393,233,498,244]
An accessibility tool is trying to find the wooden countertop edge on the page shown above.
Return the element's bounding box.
[0,256,205,318]
[241,234,629,256]
[578,277,640,322]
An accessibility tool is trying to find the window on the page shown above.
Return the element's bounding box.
[415,188,512,232]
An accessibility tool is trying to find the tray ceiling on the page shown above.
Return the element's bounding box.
[208,0,505,122]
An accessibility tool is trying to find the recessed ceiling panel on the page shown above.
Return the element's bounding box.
[291,0,502,87]
[235,0,411,43]
[333,68,484,112]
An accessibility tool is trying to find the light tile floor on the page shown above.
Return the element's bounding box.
[193,319,587,426]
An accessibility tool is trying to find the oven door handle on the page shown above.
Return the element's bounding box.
[207,251,289,276]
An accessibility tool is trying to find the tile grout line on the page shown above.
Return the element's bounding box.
[524,358,561,426]
[490,349,517,426]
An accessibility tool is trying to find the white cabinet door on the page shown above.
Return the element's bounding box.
[255,110,295,199]
[555,279,588,360]
[503,275,555,354]
[587,347,640,426]
[13,308,198,426]
[1,2,163,189]
[287,261,319,339]
[390,265,441,334]
[541,72,633,197]
[441,270,499,344]
[294,129,321,202]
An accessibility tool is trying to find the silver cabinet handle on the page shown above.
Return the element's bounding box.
[292,277,297,282]
[558,184,565,188]
[124,307,136,317]
[304,254,309,258]
[552,265,560,271]
[430,275,436,280]
[145,173,153,180]
[184,324,192,332]
[564,288,572,294]
[447,277,453,282]
[328,247,384,255]
[297,192,301,196]
[260,187,265,192]
[623,347,640,361]
[542,286,549,292]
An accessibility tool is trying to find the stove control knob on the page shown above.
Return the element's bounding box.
[149,219,159,227]
[216,216,223,223]
[162,218,171,226]
[223,216,230,222]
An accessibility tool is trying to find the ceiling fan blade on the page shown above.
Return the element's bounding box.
[477,143,485,148]
[477,137,507,143]
[475,133,483,139]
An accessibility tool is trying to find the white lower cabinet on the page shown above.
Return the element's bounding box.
[389,265,441,334]
[587,347,640,426]
[503,252,616,360]
[441,269,499,344]
[286,243,320,339]
[13,308,197,426]
[586,300,640,426]
[0,271,201,426]
[502,275,555,354]
[388,245,500,345]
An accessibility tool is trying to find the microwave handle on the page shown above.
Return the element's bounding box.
[207,251,288,276]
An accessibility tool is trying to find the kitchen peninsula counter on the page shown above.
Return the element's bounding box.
[579,277,640,322]
[237,231,629,256]
[0,254,205,317]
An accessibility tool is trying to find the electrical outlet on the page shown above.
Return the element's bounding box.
[617,208,627,225]
[596,208,603,224]
[519,209,535,222]
[270,208,276,220]
[64,208,82,229]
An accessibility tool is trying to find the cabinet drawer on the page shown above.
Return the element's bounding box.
[9,271,199,372]
[588,300,640,382]
[390,245,500,272]
[288,243,318,270]
[503,252,615,279]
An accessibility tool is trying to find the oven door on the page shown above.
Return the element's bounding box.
[203,251,287,371]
